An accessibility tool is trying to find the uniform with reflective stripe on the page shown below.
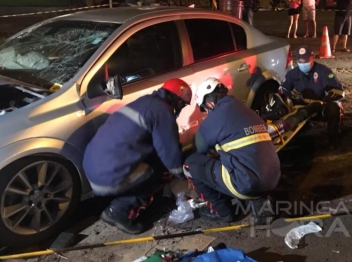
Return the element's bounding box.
[279,62,344,137]
[83,89,183,195]
[280,62,345,102]
[195,96,281,199]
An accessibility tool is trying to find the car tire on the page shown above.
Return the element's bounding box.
[0,156,81,248]
[251,83,279,117]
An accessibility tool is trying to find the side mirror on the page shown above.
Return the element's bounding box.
[87,74,123,100]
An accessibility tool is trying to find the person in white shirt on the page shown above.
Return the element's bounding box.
[302,0,317,37]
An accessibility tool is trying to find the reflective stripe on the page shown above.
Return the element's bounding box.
[216,133,272,152]
[169,167,183,175]
[89,163,152,196]
[118,106,148,130]
[221,166,258,200]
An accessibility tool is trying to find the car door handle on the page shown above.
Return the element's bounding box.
[238,63,251,72]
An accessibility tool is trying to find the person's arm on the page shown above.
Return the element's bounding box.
[322,69,345,102]
[151,106,185,180]
[279,72,295,98]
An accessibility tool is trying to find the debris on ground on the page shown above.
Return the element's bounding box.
[284,221,322,249]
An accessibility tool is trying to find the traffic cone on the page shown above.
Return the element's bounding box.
[319,26,335,59]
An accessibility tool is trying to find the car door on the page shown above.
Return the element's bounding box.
[77,19,197,152]
[185,18,257,105]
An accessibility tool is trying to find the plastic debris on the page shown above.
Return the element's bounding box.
[168,193,194,224]
[332,250,340,254]
[284,221,322,249]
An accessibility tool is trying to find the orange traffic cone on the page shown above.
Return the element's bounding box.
[319,26,335,59]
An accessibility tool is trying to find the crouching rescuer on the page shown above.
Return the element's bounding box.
[83,79,192,234]
[183,78,281,225]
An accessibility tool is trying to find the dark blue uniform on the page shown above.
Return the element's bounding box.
[279,62,344,137]
[184,96,280,216]
[83,88,183,218]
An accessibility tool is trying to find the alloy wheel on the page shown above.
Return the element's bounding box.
[1,161,73,235]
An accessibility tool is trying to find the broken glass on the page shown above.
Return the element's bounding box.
[0,20,120,89]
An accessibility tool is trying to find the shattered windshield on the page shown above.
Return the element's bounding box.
[0,20,119,89]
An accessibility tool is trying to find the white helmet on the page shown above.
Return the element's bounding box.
[195,77,227,111]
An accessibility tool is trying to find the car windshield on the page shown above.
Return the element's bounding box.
[0,20,119,89]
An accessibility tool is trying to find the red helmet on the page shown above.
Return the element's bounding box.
[161,78,192,105]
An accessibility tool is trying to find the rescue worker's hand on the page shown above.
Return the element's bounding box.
[291,89,303,100]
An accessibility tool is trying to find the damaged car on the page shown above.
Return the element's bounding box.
[0,6,292,248]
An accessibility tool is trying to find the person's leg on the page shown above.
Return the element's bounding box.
[293,13,299,38]
[310,6,317,37]
[340,16,351,51]
[101,157,167,234]
[341,35,349,50]
[303,6,309,37]
[287,15,294,38]
[322,101,343,149]
[332,35,339,52]
[242,7,249,24]
[184,153,234,222]
[248,8,254,26]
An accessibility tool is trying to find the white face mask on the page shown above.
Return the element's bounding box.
[297,61,313,73]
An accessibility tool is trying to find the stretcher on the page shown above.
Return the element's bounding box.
[272,119,309,152]
[269,104,317,153]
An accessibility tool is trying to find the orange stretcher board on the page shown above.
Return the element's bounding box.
[273,118,309,152]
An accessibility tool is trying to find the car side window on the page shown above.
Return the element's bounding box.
[184,19,234,62]
[106,21,182,84]
[230,23,247,51]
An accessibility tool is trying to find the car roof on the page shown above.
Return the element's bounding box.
[54,6,222,24]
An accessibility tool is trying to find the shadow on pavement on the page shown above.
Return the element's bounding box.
[248,247,307,262]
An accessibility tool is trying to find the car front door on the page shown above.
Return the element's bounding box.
[77,19,197,152]
[184,18,257,105]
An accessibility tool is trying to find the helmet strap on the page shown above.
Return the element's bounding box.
[201,85,228,111]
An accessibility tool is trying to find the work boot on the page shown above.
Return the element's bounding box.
[199,206,233,223]
[101,208,145,235]
[248,196,275,228]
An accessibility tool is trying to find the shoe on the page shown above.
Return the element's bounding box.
[199,206,233,223]
[247,196,276,227]
[293,35,297,38]
[342,48,350,52]
[101,208,146,234]
[312,35,317,38]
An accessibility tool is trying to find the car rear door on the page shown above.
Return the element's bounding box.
[184,18,257,105]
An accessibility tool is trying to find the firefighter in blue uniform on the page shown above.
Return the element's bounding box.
[279,45,345,148]
[183,77,281,224]
[83,78,192,234]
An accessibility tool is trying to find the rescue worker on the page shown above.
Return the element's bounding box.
[279,45,345,149]
[83,78,192,234]
[183,77,281,224]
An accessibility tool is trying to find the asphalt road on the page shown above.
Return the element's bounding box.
[1,8,352,262]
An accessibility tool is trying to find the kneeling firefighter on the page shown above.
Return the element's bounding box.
[83,78,192,234]
[183,78,281,224]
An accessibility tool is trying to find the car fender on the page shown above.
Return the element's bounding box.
[0,138,92,199]
[245,70,282,108]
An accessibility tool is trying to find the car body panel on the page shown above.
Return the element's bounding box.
[0,6,292,199]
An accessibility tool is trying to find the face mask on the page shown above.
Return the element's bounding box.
[298,62,312,74]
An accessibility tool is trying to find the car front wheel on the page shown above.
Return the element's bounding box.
[0,156,81,248]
